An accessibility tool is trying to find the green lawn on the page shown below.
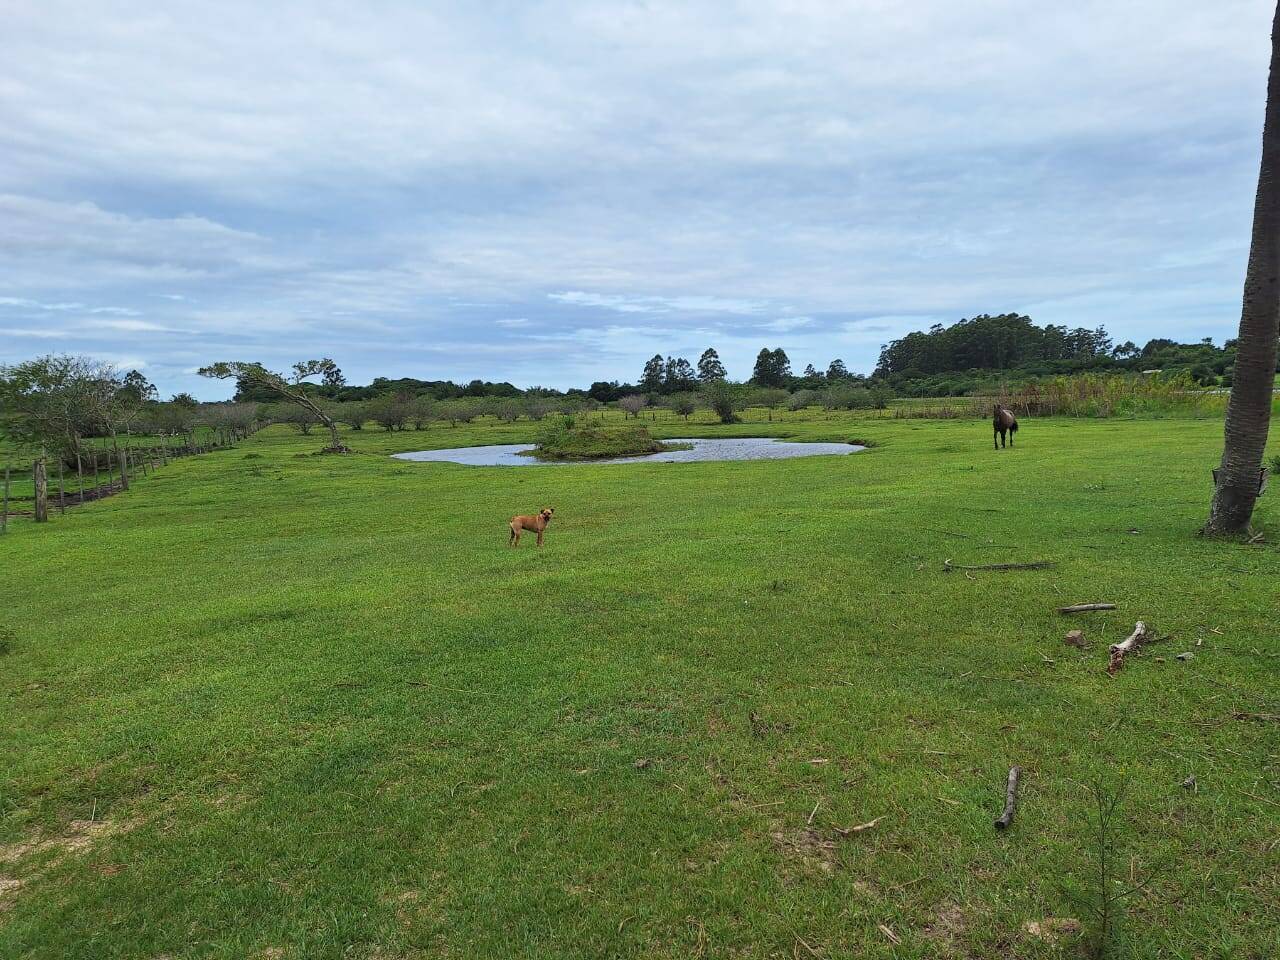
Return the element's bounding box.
[1,415,1276,959]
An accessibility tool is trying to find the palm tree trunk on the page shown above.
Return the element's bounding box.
[1205,0,1280,535]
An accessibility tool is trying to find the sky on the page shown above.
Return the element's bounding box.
[1,1,1273,398]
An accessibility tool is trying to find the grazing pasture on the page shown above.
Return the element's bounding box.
[1,415,1276,958]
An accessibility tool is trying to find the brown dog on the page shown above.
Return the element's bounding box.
[509,507,554,547]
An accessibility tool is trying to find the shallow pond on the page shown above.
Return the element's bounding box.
[392,437,864,467]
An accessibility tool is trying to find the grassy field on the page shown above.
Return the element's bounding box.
[1,415,1277,959]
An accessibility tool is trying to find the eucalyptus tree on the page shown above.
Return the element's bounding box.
[697,348,726,383]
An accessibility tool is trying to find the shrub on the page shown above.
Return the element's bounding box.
[334,401,367,431]
[664,393,698,420]
[618,395,648,419]
[527,399,558,421]
[530,422,682,461]
[702,380,743,424]
[367,393,411,431]
[494,401,523,423]
[437,399,480,427]
[272,403,321,434]
[788,390,818,411]
[409,397,434,430]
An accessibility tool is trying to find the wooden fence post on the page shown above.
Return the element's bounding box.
[34,458,49,522]
[57,459,66,514]
[76,453,85,505]
[2,464,8,534]
[118,447,129,491]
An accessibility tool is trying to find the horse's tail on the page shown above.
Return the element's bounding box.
[1010,420,1018,433]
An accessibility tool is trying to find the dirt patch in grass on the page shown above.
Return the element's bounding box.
[922,901,967,941]
[1021,917,1082,944]
[771,827,838,877]
[0,876,24,910]
[0,815,140,911]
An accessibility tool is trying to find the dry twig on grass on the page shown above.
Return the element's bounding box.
[994,766,1023,830]
[1059,603,1117,614]
[944,559,1056,572]
[833,816,884,837]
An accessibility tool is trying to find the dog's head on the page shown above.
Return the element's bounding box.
[540,507,555,521]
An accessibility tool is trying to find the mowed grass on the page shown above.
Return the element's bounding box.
[1,415,1277,959]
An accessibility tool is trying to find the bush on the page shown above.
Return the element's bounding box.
[527,399,558,421]
[367,393,411,431]
[702,380,743,424]
[334,401,367,431]
[271,403,321,434]
[530,422,682,461]
[410,397,433,430]
[788,390,819,411]
[618,395,648,418]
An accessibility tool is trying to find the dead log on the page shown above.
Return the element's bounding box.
[1058,603,1117,614]
[944,559,1056,572]
[994,766,1023,830]
[1107,621,1150,675]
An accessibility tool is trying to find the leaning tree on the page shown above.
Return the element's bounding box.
[198,360,350,453]
[1205,1,1280,535]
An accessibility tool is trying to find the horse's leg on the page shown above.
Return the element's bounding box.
[994,427,999,450]
[1009,429,1014,447]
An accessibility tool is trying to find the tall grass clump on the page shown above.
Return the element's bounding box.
[891,373,1233,420]
[995,372,1223,419]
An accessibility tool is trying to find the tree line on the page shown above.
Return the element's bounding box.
[874,313,1253,395]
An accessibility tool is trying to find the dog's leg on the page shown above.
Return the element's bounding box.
[536,527,544,547]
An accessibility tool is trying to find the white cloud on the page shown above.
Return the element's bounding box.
[549,291,767,315]
[83,318,178,332]
[6,327,69,339]
[0,0,1269,395]
[0,296,85,311]
[761,316,813,332]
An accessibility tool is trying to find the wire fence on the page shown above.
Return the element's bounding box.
[1,426,257,534]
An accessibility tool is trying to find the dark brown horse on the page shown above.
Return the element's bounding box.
[993,405,1018,449]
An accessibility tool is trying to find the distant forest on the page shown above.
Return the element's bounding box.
[230,312,1248,403]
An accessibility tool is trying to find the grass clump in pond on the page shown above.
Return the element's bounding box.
[527,417,690,461]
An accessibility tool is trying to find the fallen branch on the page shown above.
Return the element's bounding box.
[1107,621,1151,675]
[1058,603,1117,614]
[944,559,1056,572]
[1232,711,1280,723]
[833,816,884,837]
[994,766,1023,830]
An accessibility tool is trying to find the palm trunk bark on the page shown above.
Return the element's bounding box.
[1205,0,1280,535]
